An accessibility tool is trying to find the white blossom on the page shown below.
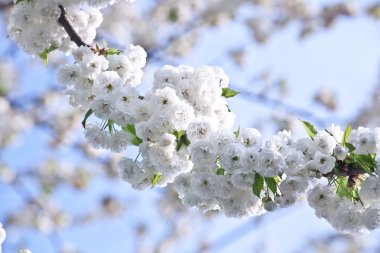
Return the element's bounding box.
[363,206,380,230]
[332,202,364,232]
[231,169,254,189]
[238,128,261,148]
[240,147,260,173]
[108,130,133,152]
[308,151,336,174]
[85,125,108,149]
[79,53,109,79]
[314,131,337,154]
[56,65,82,86]
[283,150,306,175]
[350,127,380,155]
[256,148,285,177]
[220,143,245,173]
[279,176,309,195]
[308,185,340,219]
[190,140,217,168]
[10,8,380,231]
[359,176,380,206]
[186,117,217,143]
[333,144,348,160]
[328,124,344,142]
[92,71,123,100]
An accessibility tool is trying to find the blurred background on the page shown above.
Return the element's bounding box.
[1,0,380,252]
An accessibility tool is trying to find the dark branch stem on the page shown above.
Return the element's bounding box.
[57,4,89,47]
[0,2,13,11]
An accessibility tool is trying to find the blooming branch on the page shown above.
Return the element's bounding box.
[57,4,89,48]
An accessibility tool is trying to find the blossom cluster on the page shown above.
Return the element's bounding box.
[174,123,380,230]
[6,0,380,233]
[57,44,236,188]
[119,63,235,188]
[57,43,380,232]
[304,127,380,232]
[0,97,32,148]
[0,61,31,148]
[8,0,135,56]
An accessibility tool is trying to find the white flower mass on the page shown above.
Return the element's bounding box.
[0,223,5,253]
[7,0,380,234]
[8,0,135,55]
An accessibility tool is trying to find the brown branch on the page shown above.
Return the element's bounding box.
[323,161,366,178]
[57,4,89,47]
[0,2,13,11]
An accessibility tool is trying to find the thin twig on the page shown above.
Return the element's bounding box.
[134,153,141,163]
[57,4,88,47]
[201,213,268,252]
[232,85,330,128]
[147,13,202,60]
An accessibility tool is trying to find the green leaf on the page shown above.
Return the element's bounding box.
[107,119,114,134]
[252,173,264,198]
[16,0,30,4]
[334,176,360,202]
[175,141,183,151]
[81,109,93,128]
[102,39,108,48]
[123,124,137,135]
[233,126,240,138]
[173,130,191,151]
[299,119,318,140]
[180,133,191,146]
[345,143,356,153]
[173,130,183,151]
[104,48,121,56]
[342,124,352,147]
[264,177,278,195]
[352,187,360,200]
[0,84,8,96]
[132,136,143,146]
[168,8,178,22]
[122,124,143,146]
[216,167,225,175]
[221,88,239,98]
[173,130,183,140]
[151,173,161,188]
[354,154,376,174]
[38,45,57,65]
[334,177,349,198]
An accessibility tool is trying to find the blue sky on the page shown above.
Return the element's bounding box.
[2,1,380,253]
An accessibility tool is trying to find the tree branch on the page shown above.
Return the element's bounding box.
[231,85,330,128]
[57,4,89,47]
[0,2,13,11]
[147,13,201,60]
